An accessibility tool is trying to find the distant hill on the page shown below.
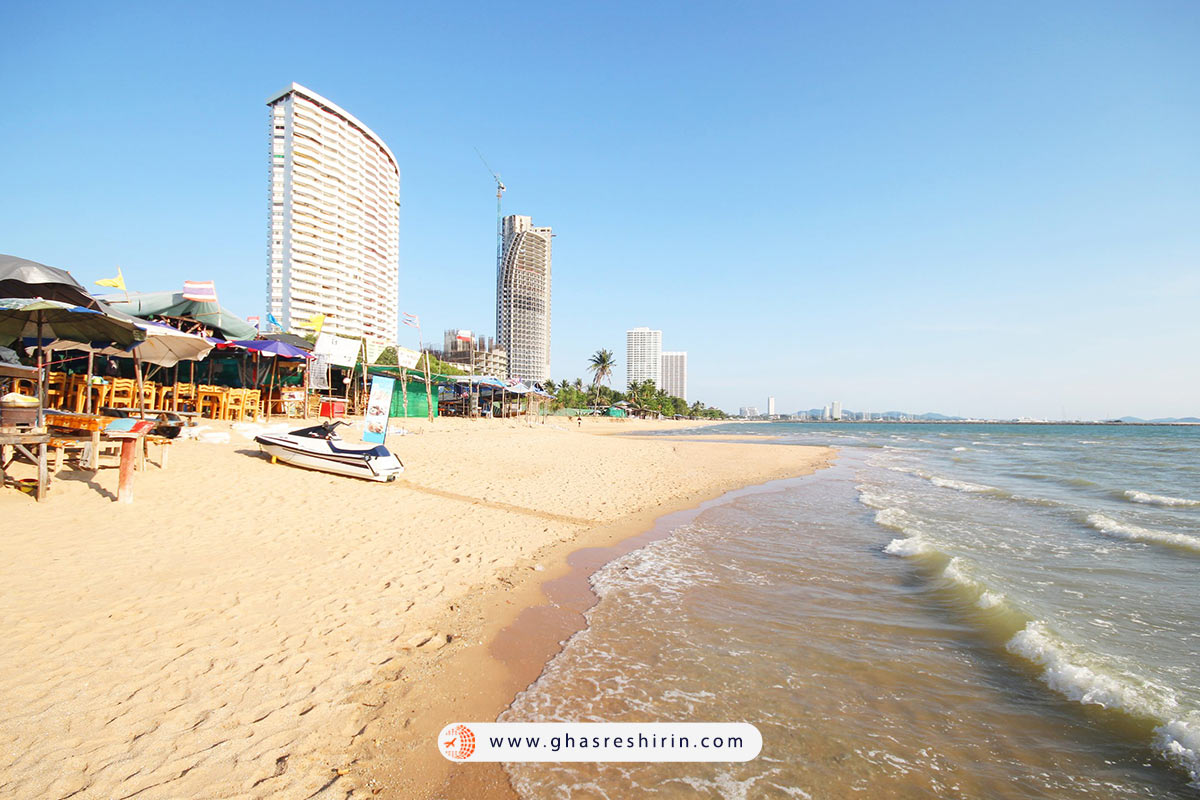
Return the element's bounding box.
[1118,416,1200,424]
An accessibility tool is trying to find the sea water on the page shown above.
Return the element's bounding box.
[502,423,1200,798]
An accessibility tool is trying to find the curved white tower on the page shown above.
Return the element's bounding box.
[497,215,552,382]
[266,83,400,349]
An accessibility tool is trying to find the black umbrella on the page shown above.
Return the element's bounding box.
[0,253,101,309]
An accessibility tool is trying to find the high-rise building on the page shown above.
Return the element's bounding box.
[626,327,662,388]
[768,396,777,416]
[831,400,842,421]
[497,215,552,381]
[265,83,400,350]
[660,351,688,401]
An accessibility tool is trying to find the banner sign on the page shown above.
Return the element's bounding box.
[363,376,395,444]
[365,340,387,365]
[309,354,331,390]
[394,346,421,370]
[314,333,361,367]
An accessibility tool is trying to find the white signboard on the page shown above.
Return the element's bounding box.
[314,333,361,367]
[394,346,421,370]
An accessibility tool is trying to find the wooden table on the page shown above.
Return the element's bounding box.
[45,413,155,502]
[0,431,50,501]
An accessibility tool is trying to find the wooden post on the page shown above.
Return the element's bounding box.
[36,316,45,429]
[36,442,47,501]
[172,363,179,412]
[302,356,310,419]
[134,354,147,420]
[118,437,136,503]
[423,352,433,422]
[84,351,94,414]
[401,367,408,418]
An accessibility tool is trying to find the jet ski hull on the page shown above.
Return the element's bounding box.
[255,434,404,482]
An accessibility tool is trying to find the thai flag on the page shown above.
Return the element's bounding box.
[183,280,218,302]
[402,312,420,328]
[456,329,472,341]
[247,316,261,329]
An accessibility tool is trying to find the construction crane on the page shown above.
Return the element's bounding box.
[475,148,506,273]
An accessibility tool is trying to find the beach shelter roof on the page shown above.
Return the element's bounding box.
[46,318,213,367]
[99,291,256,340]
[0,254,102,309]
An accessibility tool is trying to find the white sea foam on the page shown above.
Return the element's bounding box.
[952,446,969,452]
[929,475,997,494]
[1085,514,1200,554]
[977,591,1006,609]
[884,536,929,557]
[1155,719,1200,788]
[1124,490,1200,508]
[1006,621,1172,717]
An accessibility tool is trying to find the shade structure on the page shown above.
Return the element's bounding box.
[100,291,257,340]
[0,299,144,347]
[46,318,214,367]
[230,339,314,359]
[257,331,314,351]
[0,254,102,309]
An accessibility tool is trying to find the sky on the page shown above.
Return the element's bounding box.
[1,1,1197,419]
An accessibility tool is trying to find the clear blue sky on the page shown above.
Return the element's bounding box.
[1,1,1196,419]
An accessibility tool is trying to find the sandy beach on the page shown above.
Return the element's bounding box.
[0,416,832,799]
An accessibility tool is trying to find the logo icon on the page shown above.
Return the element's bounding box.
[440,724,476,760]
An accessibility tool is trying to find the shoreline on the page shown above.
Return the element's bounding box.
[346,439,834,799]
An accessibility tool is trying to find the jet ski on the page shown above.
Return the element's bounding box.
[254,420,404,482]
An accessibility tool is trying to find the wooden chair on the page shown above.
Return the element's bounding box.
[160,382,196,411]
[225,388,248,421]
[136,380,157,410]
[243,389,262,421]
[108,378,136,409]
[197,385,228,419]
[46,372,68,410]
[69,374,109,413]
[13,378,37,396]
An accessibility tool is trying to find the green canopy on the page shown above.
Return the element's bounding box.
[99,291,256,340]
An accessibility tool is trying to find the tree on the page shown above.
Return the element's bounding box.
[376,346,398,366]
[587,349,616,389]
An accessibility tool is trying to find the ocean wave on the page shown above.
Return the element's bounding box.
[1006,621,1174,716]
[1007,621,1200,787]
[952,446,969,451]
[929,476,998,494]
[1085,514,1200,554]
[1124,490,1200,508]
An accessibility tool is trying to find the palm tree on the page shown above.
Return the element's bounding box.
[588,349,615,389]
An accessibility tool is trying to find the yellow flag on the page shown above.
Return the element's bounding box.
[297,313,325,334]
[95,266,126,291]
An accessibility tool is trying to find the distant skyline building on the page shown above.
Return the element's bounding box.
[497,214,552,382]
[768,396,776,416]
[660,351,688,401]
[626,327,662,388]
[740,406,760,418]
[832,400,842,420]
[265,82,400,350]
[440,329,508,377]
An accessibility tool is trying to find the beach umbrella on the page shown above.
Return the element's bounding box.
[230,339,314,359]
[0,299,143,347]
[0,298,144,426]
[45,318,214,368]
[0,254,102,309]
